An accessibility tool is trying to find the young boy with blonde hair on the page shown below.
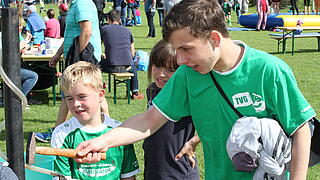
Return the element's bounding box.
[51,61,140,180]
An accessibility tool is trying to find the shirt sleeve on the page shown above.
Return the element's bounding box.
[75,1,96,23]
[51,129,72,177]
[268,62,316,135]
[152,65,191,121]
[120,144,140,178]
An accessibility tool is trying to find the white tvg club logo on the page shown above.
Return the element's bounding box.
[232,92,266,112]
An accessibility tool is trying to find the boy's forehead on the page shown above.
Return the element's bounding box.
[169,29,201,49]
[66,83,97,92]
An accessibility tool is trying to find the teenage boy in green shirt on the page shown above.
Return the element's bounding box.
[75,0,315,179]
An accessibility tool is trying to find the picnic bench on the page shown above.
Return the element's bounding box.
[105,72,134,104]
[270,26,320,55]
[270,33,320,54]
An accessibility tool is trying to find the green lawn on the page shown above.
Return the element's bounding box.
[0,2,320,179]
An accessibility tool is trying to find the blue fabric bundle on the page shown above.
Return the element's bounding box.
[27,12,46,31]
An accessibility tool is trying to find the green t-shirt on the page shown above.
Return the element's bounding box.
[152,41,315,180]
[51,114,140,179]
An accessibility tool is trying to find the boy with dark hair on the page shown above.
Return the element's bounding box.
[99,9,144,100]
[76,0,315,179]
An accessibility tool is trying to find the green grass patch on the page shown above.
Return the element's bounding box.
[0,2,319,179]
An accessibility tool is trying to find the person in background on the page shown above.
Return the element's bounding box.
[240,0,249,14]
[233,0,241,24]
[256,0,269,31]
[58,3,68,38]
[92,0,106,25]
[51,61,140,180]
[143,39,200,180]
[271,0,280,14]
[0,0,15,7]
[126,0,137,26]
[0,24,40,108]
[144,0,156,38]
[156,0,164,26]
[135,7,142,25]
[75,0,314,179]
[21,69,39,107]
[99,9,144,100]
[44,9,61,38]
[315,0,320,14]
[24,5,46,45]
[222,0,232,26]
[39,0,45,13]
[290,0,299,14]
[113,0,127,26]
[35,0,107,143]
[304,0,311,14]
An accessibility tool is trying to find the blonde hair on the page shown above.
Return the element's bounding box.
[61,61,103,93]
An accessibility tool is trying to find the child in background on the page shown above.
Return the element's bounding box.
[222,0,232,26]
[143,40,200,180]
[256,0,269,31]
[233,0,241,24]
[39,0,45,13]
[135,8,142,25]
[44,9,61,38]
[51,61,140,180]
[315,0,320,15]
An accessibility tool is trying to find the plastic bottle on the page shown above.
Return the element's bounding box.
[40,40,46,55]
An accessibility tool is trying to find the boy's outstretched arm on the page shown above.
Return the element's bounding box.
[75,107,168,163]
[290,122,311,180]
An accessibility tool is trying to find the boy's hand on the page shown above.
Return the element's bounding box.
[75,136,108,163]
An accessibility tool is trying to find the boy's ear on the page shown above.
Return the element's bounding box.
[99,89,105,101]
[208,31,221,47]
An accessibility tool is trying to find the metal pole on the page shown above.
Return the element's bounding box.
[1,8,25,180]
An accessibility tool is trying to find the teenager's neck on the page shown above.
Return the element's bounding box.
[214,38,243,73]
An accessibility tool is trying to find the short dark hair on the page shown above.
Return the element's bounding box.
[107,9,120,23]
[47,9,55,19]
[162,0,229,41]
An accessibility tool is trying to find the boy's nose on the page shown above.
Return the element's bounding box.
[73,100,81,107]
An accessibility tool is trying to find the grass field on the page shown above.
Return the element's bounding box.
[0,1,320,179]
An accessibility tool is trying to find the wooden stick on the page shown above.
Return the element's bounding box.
[35,147,106,160]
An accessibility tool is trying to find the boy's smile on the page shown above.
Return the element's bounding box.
[65,84,104,128]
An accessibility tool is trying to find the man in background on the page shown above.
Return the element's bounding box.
[99,9,144,100]
[92,0,106,25]
[58,3,68,37]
